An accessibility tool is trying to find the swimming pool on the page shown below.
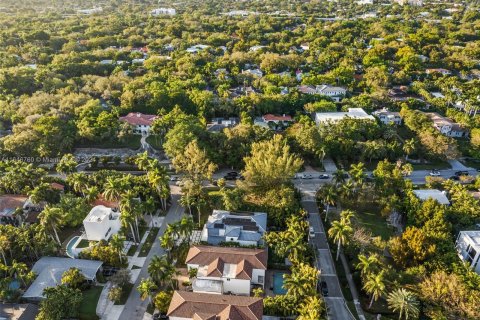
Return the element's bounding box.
[272,272,287,295]
[66,236,80,258]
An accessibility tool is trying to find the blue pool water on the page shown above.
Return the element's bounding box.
[272,272,287,295]
[66,236,80,258]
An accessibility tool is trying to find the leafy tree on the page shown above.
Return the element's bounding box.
[36,285,82,320]
[137,278,157,304]
[56,154,78,175]
[172,139,217,182]
[154,291,174,314]
[61,268,86,289]
[283,263,320,300]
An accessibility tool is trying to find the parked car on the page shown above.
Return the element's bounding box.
[429,170,441,177]
[301,173,314,179]
[449,175,460,181]
[224,175,237,180]
[153,313,168,320]
[318,174,329,179]
[309,226,315,239]
[319,280,328,296]
[169,176,178,181]
[455,170,469,176]
[226,171,239,177]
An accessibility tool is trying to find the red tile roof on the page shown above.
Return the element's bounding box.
[0,195,28,216]
[119,113,159,126]
[168,291,263,320]
[263,114,293,122]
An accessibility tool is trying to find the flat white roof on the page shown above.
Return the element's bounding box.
[84,205,114,223]
[460,231,480,247]
[413,189,450,205]
[315,108,375,123]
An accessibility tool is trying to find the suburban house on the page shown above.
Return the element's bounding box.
[242,69,263,78]
[0,195,28,225]
[23,257,103,301]
[201,210,267,246]
[394,0,423,6]
[426,68,451,76]
[373,108,402,125]
[151,8,176,16]
[388,87,424,102]
[413,189,450,205]
[254,114,293,130]
[298,84,347,102]
[455,231,480,274]
[186,44,210,54]
[167,291,263,320]
[425,112,468,137]
[315,108,375,126]
[83,205,122,242]
[119,112,159,135]
[249,45,267,52]
[207,118,239,133]
[186,245,267,295]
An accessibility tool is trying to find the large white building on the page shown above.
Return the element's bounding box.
[373,108,402,125]
[456,231,480,274]
[186,245,267,296]
[119,112,159,136]
[83,205,122,242]
[298,84,347,102]
[425,112,468,138]
[314,108,375,126]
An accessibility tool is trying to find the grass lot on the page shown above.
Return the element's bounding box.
[114,283,134,305]
[79,286,102,320]
[411,160,451,170]
[127,245,138,256]
[355,212,394,240]
[146,135,163,150]
[75,135,141,149]
[138,227,160,257]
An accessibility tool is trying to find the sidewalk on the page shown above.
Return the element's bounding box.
[323,158,338,172]
[340,252,366,320]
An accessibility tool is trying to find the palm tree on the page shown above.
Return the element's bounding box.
[332,169,347,186]
[363,271,387,309]
[402,139,416,161]
[119,191,141,243]
[328,218,353,261]
[147,167,170,210]
[103,177,124,202]
[387,288,420,320]
[148,255,179,289]
[137,278,157,304]
[68,172,89,196]
[135,152,151,171]
[9,260,28,286]
[143,196,156,227]
[341,180,355,199]
[340,210,355,224]
[110,234,125,263]
[178,216,194,245]
[38,206,63,245]
[120,210,138,244]
[84,186,99,204]
[283,263,319,299]
[318,185,337,222]
[356,253,380,280]
[349,162,366,188]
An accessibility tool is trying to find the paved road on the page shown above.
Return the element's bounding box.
[301,194,355,320]
[118,187,184,320]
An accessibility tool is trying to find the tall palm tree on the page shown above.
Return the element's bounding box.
[68,172,89,196]
[148,255,179,289]
[143,196,156,227]
[328,218,353,261]
[178,216,194,245]
[387,288,420,320]
[110,234,125,263]
[38,206,63,245]
[340,210,355,224]
[283,263,319,299]
[402,139,416,161]
[349,162,366,188]
[84,186,99,204]
[356,253,380,280]
[363,271,387,309]
[341,180,355,199]
[120,209,138,244]
[120,190,141,243]
[318,184,337,222]
[9,260,28,286]
[135,152,151,171]
[147,167,170,211]
[332,169,347,186]
[103,177,124,202]
[137,278,157,304]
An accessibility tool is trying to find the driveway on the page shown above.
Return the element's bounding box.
[117,186,184,320]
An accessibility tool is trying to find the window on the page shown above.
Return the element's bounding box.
[258,276,264,284]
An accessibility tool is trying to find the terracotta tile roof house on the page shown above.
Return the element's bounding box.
[119,112,159,135]
[262,114,293,123]
[425,112,468,138]
[0,195,28,217]
[167,291,263,320]
[186,246,267,295]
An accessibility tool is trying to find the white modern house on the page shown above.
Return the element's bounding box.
[455,231,480,274]
[298,84,347,102]
[151,8,176,16]
[186,44,210,54]
[315,108,375,126]
[119,112,159,135]
[201,210,267,246]
[373,108,402,125]
[186,246,267,296]
[83,205,122,242]
[242,68,263,78]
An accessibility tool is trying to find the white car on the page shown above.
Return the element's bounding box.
[429,170,441,177]
[309,226,315,238]
[301,173,314,179]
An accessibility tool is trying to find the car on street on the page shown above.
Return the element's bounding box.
[170,176,178,181]
[318,174,329,179]
[429,170,441,177]
[226,171,239,177]
[301,173,314,179]
[455,170,469,176]
[153,313,168,320]
[449,175,460,181]
[319,280,328,296]
[224,175,237,180]
[309,226,315,239]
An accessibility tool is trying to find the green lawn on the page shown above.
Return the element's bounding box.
[411,160,451,170]
[138,227,160,257]
[356,212,394,240]
[79,286,102,320]
[146,135,163,150]
[127,245,138,256]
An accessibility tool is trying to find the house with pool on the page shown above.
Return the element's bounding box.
[66,205,122,258]
[186,245,267,296]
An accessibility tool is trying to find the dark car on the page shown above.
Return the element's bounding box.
[449,175,460,181]
[226,171,239,177]
[319,280,328,296]
[224,175,237,180]
[319,174,330,179]
[455,171,469,176]
[153,313,169,320]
